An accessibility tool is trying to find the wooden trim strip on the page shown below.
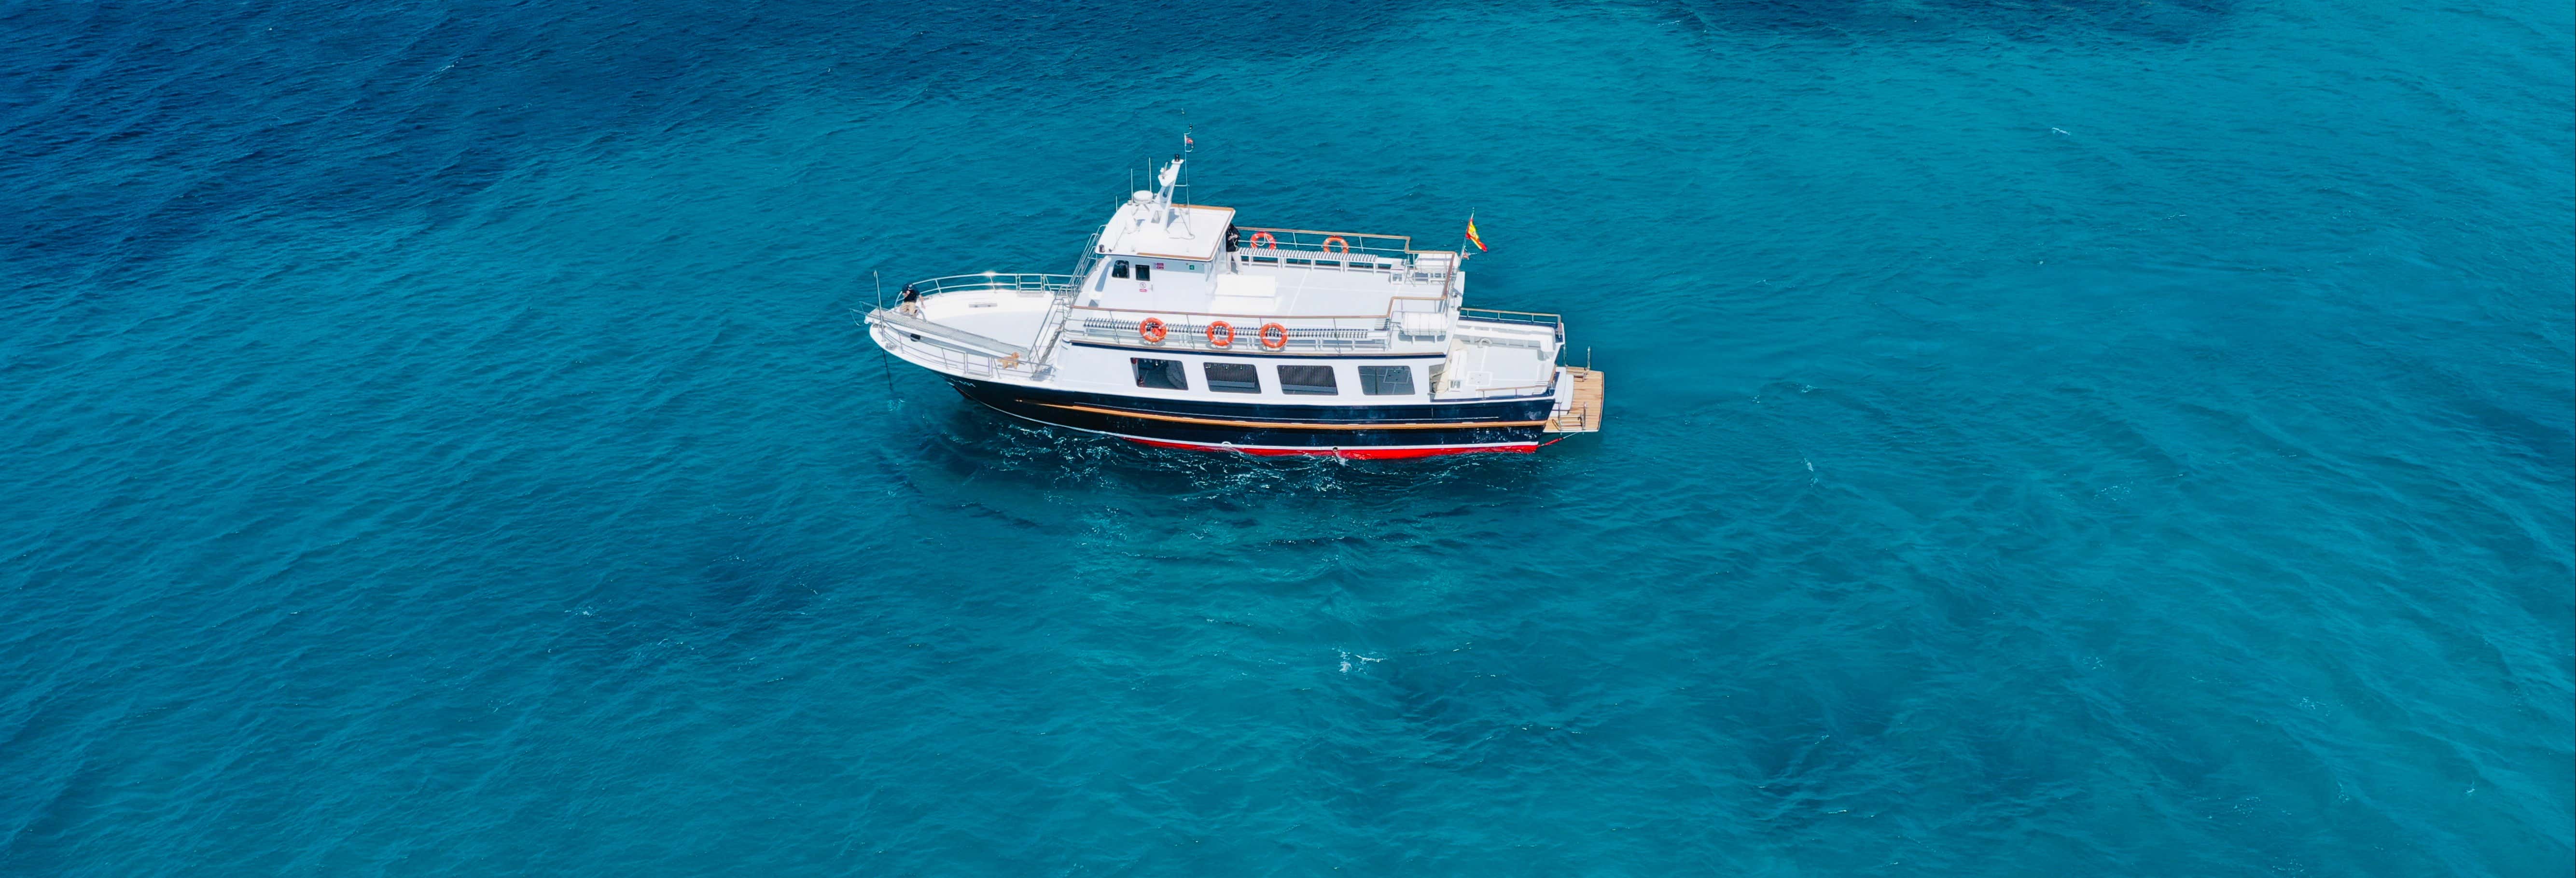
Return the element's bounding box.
[1030,402,1546,431]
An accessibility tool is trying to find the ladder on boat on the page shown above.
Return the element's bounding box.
[1025,287,1077,376]
[1545,367,1605,433]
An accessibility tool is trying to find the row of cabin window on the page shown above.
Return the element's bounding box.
[1109,260,1151,280]
[1131,359,1433,396]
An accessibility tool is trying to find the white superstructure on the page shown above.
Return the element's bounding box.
[863,152,1601,456]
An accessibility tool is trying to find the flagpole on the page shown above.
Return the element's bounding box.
[1440,209,1473,305]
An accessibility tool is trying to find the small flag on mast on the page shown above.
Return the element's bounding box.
[1464,216,1488,252]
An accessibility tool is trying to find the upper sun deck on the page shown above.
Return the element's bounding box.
[1080,223,1465,320]
[1078,157,1467,321]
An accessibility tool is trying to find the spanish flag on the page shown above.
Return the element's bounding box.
[1464,216,1488,252]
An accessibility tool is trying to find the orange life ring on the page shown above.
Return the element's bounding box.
[1321,236,1350,254]
[1138,318,1167,343]
[1248,232,1278,249]
[1206,321,1235,348]
[1258,323,1289,349]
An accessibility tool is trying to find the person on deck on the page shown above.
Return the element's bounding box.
[899,283,920,315]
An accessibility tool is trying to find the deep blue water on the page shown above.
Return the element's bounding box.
[4,0,2571,874]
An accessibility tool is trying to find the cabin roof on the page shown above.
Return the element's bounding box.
[1098,202,1235,262]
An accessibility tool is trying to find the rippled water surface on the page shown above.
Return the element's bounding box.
[3,0,2570,874]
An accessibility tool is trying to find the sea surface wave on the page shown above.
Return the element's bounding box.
[3,0,2570,874]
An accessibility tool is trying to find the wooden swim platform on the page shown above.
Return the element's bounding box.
[1545,367,1605,433]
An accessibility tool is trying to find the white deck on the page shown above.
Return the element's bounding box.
[911,288,1053,347]
[1443,319,1559,394]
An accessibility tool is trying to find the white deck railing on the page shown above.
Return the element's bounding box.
[900,272,1079,296]
[1457,307,1568,345]
[1434,380,1560,401]
[1062,293,1454,354]
[863,273,1072,378]
[1229,226,1420,261]
[866,320,1043,380]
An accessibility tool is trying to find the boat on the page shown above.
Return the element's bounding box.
[862,151,1603,459]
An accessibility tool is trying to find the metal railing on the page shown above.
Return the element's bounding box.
[891,272,1083,369]
[1458,307,1567,346]
[1227,226,1473,301]
[1062,293,1453,353]
[1436,308,1566,399]
[1434,379,1559,401]
[1066,307,1391,348]
[1459,307,1564,327]
[1226,252,1459,297]
[870,307,1028,358]
[1231,226,1417,261]
[905,272,1080,295]
[1068,226,1107,290]
[1229,251,1417,271]
[868,320,1044,380]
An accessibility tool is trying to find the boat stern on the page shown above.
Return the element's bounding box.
[1544,366,1604,433]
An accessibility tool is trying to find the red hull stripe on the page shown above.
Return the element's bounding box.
[1123,437,1538,459]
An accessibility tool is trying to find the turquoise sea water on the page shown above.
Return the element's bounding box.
[4,0,2571,874]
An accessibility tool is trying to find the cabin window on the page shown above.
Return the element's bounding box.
[1203,362,1260,393]
[1278,365,1339,395]
[1427,363,1446,392]
[1357,365,1414,396]
[1134,263,1152,281]
[1131,358,1186,390]
[1111,260,1130,279]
